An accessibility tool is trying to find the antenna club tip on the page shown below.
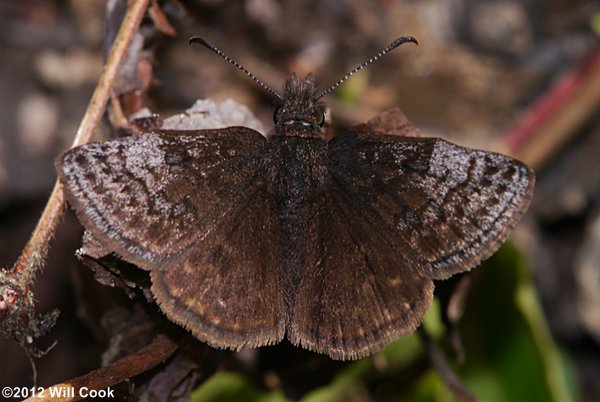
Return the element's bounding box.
[391,36,419,48]
[188,36,214,50]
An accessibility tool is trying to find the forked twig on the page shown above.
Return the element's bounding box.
[12,0,150,281]
[0,0,151,374]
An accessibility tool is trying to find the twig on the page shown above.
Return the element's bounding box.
[446,275,473,364]
[0,0,151,365]
[496,41,600,169]
[12,0,150,280]
[418,327,481,402]
[23,335,178,402]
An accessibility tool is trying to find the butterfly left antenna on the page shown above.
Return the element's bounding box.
[189,36,284,101]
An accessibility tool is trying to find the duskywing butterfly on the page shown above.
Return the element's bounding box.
[56,37,534,360]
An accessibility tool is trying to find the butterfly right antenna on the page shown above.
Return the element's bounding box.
[316,36,418,100]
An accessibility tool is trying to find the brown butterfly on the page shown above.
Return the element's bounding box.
[56,37,535,360]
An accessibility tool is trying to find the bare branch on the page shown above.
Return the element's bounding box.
[23,335,178,402]
[0,0,151,372]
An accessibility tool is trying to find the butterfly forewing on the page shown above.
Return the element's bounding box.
[328,131,535,279]
[57,127,267,267]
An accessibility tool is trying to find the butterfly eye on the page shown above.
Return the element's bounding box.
[314,110,325,127]
[273,106,283,124]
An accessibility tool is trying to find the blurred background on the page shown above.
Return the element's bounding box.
[0,0,599,401]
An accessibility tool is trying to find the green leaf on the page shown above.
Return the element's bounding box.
[332,70,368,104]
[457,244,579,402]
[188,371,289,402]
[591,13,600,36]
[300,301,441,402]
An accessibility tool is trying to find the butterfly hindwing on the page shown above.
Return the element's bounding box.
[151,185,286,349]
[288,183,434,360]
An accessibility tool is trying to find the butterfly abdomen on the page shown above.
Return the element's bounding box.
[266,135,329,308]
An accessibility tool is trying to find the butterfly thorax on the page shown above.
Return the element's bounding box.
[269,73,329,209]
[273,73,326,138]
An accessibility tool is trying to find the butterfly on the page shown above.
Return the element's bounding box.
[56,37,535,360]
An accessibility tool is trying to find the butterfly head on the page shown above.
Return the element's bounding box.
[189,35,418,137]
[273,73,326,133]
